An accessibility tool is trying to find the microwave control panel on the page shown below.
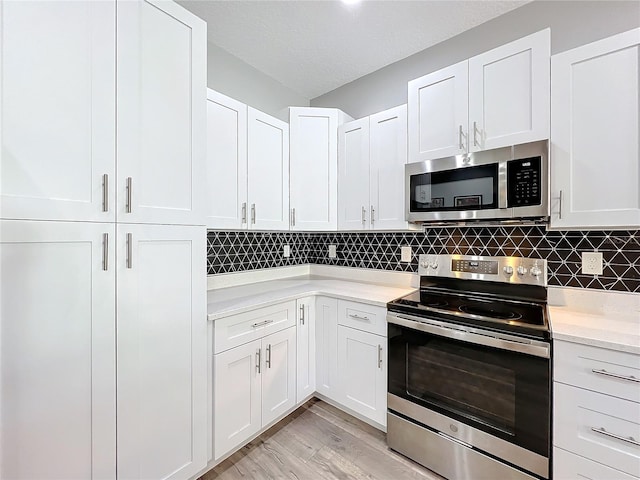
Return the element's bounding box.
[507,156,541,207]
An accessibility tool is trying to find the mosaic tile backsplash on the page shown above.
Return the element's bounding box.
[207,228,640,293]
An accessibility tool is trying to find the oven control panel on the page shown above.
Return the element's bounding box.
[419,254,547,286]
[507,156,542,207]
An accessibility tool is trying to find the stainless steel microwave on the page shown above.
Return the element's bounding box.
[406,140,549,224]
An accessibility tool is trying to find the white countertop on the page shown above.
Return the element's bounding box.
[207,274,415,321]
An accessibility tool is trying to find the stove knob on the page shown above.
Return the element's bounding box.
[530,265,542,278]
[503,266,514,276]
[419,260,429,269]
[429,261,438,270]
[517,265,528,276]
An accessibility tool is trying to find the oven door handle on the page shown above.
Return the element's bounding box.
[387,313,550,359]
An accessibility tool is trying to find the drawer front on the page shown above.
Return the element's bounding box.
[214,301,296,353]
[554,447,638,480]
[554,340,640,402]
[338,300,387,336]
[554,383,640,477]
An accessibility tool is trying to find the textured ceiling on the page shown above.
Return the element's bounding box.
[180,0,531,99]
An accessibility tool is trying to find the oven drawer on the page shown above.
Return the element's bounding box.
[554,383,640,477]
[338,300,386,336]
[554,447,638,480]
[214,301,296,353]
[554,340,640,402]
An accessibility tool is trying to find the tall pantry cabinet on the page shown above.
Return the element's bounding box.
[0,2,208,480]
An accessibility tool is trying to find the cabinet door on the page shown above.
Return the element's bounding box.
[213,339,262,461]
[469,29,550,152]
[262,327,297,426]
[296,297,316,403]
[117,224,207,480]
[0,1,115,222]
[315,296,340,401]
[206,89,248,229]
[117,0,206,226]
[338,117,370,230]
[554,447,638,480]
[0,220,116,479]
[337,326,387,427]
[550,28,640,229]
[289,107,340,231]
[247,107,290,230]
[407,61,468,162]
[370,105,409,230]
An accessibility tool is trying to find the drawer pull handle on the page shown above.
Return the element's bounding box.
[251,319,274,328]
[591,427,640,447]
[591,368,640,383]
[348,313,370,322]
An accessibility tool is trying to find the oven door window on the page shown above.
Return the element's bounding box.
[410,163,498,212]
[388,323,550,457]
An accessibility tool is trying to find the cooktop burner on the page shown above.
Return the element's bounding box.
[458,304,522,321]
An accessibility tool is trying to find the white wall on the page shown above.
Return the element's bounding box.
[207,42,309,120]
[311,0,640,119]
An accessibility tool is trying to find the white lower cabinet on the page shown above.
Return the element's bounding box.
[261,327,297,425]
[554,447,638,480]
[296,297,316,403]
[315,296,340,401]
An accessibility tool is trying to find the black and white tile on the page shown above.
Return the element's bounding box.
[207,228,640,293]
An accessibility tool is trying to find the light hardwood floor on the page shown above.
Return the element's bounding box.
[200,398,444,480]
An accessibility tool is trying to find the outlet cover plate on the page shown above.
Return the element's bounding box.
[582,252,603,275]
[328,245,337,258]
[283,245,290,258]
[401,246,412,263]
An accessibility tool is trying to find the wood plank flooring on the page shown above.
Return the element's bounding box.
[200,398,444,480]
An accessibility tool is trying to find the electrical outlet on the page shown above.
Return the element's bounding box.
[283,245,290,258]
[401,246,412,263]
[582,252,603,275]
[328,245,337,258]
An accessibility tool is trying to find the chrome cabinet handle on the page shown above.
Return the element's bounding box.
[126,177,132,213]
[458,125,465,150]
[378,345,382,369]
[558,190,563,220]
[591,427,639,446]
[241,202,247,224]
[348,313,370,322]
[252,319,274,328]
[126,233,132,269]
[300,304,305,325]
[473,121,479,147]
[251,203,256,225]
[370,205,375,225]
[256,349,261,374]
[102,174,109,212]
[592,368,640,383]
[266,344,271,369]
[291,208,296,227]
[102,233,109,271]
[361,206,366,224]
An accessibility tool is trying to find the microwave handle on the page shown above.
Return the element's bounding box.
[498,162,508,209]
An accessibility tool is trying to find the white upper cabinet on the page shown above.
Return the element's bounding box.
[369,105,409,230]
[408,61,468,162]
[550,28,640,230]
[408,29,550,162]
[0,1,116,222]
[289,107,352,231]
[338,117,371,230]
[469,29,550,152]
[206,90,248,229]
[117,0,206,226]
[247,107,290,230]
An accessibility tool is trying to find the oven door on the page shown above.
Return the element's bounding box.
[388,313,550,460]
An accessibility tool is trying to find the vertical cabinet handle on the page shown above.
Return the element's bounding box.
[291,208,296,227]
[370,205,375,226]
[473,121,479,147]
[251,204,256,225]
[102,174,109,212]
[256,348,261,374]
[102,233,109,271]
[361,206,366,225]
[558,190,563,220]
[126,233,132,269]
[300,304,305,325]
[241,202,247,224]
[126,177,132,213]
[458,125,465,150]
[266,344,271,369]
[378,345,383,369]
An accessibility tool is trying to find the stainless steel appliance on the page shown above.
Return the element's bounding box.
[405,141,548,224]
[386,254,551,480]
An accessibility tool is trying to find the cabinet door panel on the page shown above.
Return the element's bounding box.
[338,118,370,230]
[408,61,468,162]
[206,90,248,229]
[214,340,262,461]
[117,224,206,480]
[296,297,316,403]
[0,1,115,221]
[469,29,549,151]
[551,28,640,229]
[554,447,637,480]
[370,105,409,230]
[117,0,206,225]
[247,107,290,230]
[0,221,116,479]
[262,327,297,426]
[316,297,340,400]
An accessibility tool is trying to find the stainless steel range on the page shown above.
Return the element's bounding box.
[386,254,551,480]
